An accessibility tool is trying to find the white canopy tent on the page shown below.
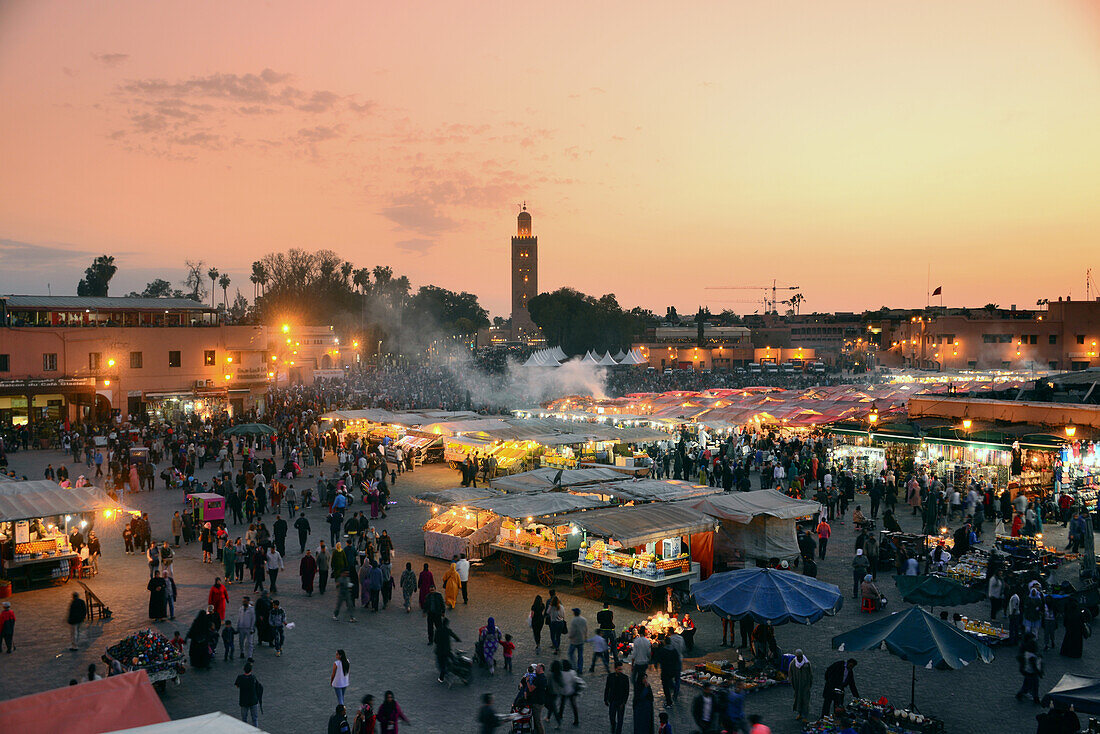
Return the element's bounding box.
[690,490,820,564]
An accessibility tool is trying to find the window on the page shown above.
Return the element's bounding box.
[89,352,102,371]
[1072,361,1090,371]
[0,355,8,372]
[168,350,181,368]
[1077,335,1086,345]
[204,350,216,366]
[998,334,1012,343]
[1049,335,1058,345]
[1049,361,1059,370]
[967,360,977,368]
[43,353,57,372]
[982,334,996,344]
[129,351,143,369]
[1001,361,1011,369]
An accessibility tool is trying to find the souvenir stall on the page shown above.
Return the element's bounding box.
[414,487,504,561]
[490,467,624,494]
[1057,439,1100,517]
[389,430,443,465]
[802,699,944,734]
[0,480,131,590]
[573,503,715,610]
[828,443,886,477]
[444,435,493,467]
[690,490,821,569]
[470,493,610,585]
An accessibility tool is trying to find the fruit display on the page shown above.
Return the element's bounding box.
[680,660,785,694]
[106,629,183,674]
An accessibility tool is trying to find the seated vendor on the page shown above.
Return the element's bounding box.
[881,509,901,533]
[852,506,867,526]
[929,545,952,572]
[860,574,881,606]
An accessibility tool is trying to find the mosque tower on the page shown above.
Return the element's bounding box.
[511,203,538,339]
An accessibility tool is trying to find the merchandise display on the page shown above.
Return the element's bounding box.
[802,698,945,734]
[105,629,185,677]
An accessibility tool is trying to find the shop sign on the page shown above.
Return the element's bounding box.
[0,377,95,390]
[233,366,272,382]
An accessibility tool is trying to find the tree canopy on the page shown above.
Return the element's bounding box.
[76,255,117,297]
[527,288,656,355]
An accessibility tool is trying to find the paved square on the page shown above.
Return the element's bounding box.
[0,449,1096,734]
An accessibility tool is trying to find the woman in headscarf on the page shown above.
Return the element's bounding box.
[1061,601,1087,658]
[255,590,274,647]
[479,617,502,674]
[185,608,211,669]
[200,522,214,564]
[129,464,140,494]
[417,563,434,610]
[442,563,461,609]
[147,570,168,622]
[632,674,654,734]
[207,578,229,624]
[530,594,546,654]
[222,540,237,585]
[367,483,381,520]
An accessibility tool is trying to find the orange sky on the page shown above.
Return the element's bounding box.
[2,1,1100,317]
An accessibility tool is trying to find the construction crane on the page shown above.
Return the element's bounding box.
[705,279,801,315]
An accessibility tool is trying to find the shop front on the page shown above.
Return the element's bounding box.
[0,377,97,429]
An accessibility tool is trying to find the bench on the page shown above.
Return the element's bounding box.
[77,581,112,621]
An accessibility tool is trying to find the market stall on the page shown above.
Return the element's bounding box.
[104,629,186,692]
[467,493,610,585]
[828,443,885,477]
[0,671,170,733]
[1057,439,1100,518]
[573,503,715,610]
[0,480,131,590]
[690,490,821,568]
[490,466,624,493]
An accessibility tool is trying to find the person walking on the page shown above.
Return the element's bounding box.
[417,563,435,610]
[300,549,318,596]
[294,512,311,554]
[851,550,869,599]
[333,570,357,623]
[273,514,288,557]
[234,662,263,727]
[633,675,655,734]
[265,546,284,595]
[435,617,460,683]
[546,595,566,654]
[425,584,445,644]
[478,693,501,734]
[269,600,286,656]
[789,649,813,722]
[815,517,831,560]
[1015,633,1043,704]
[605,661,630,734]
[629,629,652,687]
[455,553,471,604]
[331,649,351,705]
[0,601,14,653]
[317,542,330,594]
[691,681,718,733]
[147,571,168,622]
[171,512,182,547]
[551,659,580,728]
[531,594,546,654]
[236,597,256,660]
[377,691,409,733]
[67,591,87,650]
[567,607,588,672]
[222,541,237,586]
[400,562,417,612]
[442,562,461,609]
[208,578,230,623]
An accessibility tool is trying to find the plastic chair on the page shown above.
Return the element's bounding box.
[860,597,878,613]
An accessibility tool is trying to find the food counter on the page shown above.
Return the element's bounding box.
[493,517,580,585]
[1,531,77,587]
[571,503,714,611]
[421,506,501,561]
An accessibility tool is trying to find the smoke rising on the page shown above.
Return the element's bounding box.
[440,344,609,408]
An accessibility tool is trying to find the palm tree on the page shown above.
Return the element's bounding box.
[788,292,805,314]
[352,268,371,294]
[340,261,353,285]
[250,261,266,300]
[218,273,231,310]
[207,267,220,308]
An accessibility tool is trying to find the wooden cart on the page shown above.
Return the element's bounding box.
[576,561,701,611]
[492,542,577,587]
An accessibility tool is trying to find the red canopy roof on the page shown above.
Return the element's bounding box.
[0,671,169,734]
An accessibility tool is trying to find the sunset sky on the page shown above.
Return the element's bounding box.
[2,1,1100,317]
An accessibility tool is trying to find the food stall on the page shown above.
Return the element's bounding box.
[690,490,821,569]
[828,443,885,477]
[444,435,493,468]
[414,487,504,561]
[0,480,131,589]
[388,430,443,466]
[469,493,610,586]
[573,503,715,610]
[490,467,624,494]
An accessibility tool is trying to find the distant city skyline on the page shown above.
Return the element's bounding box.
[2,1,1100,317]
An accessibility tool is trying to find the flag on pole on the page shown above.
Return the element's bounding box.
[931,286,942,296]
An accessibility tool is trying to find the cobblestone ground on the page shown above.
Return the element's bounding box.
[1,448,1098,734]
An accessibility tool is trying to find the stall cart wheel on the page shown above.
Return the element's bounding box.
[583,572,604,600]
[500,555,517,578]
[536,562,555,587]
[629,583,654,611]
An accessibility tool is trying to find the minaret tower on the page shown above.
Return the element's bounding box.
[511,203,538,338]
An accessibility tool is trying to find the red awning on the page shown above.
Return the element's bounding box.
[0,670,169,734]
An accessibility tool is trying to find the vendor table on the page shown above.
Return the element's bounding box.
[575,560,701,611]
[2,552,77,589]
[491,543,577,586]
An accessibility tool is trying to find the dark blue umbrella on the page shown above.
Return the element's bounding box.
[832,605,993,709]
[690,567,843,625]
[894,574,986,609]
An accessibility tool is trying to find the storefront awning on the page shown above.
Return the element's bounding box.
[0,480,129,522]
[571,503,716,547]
